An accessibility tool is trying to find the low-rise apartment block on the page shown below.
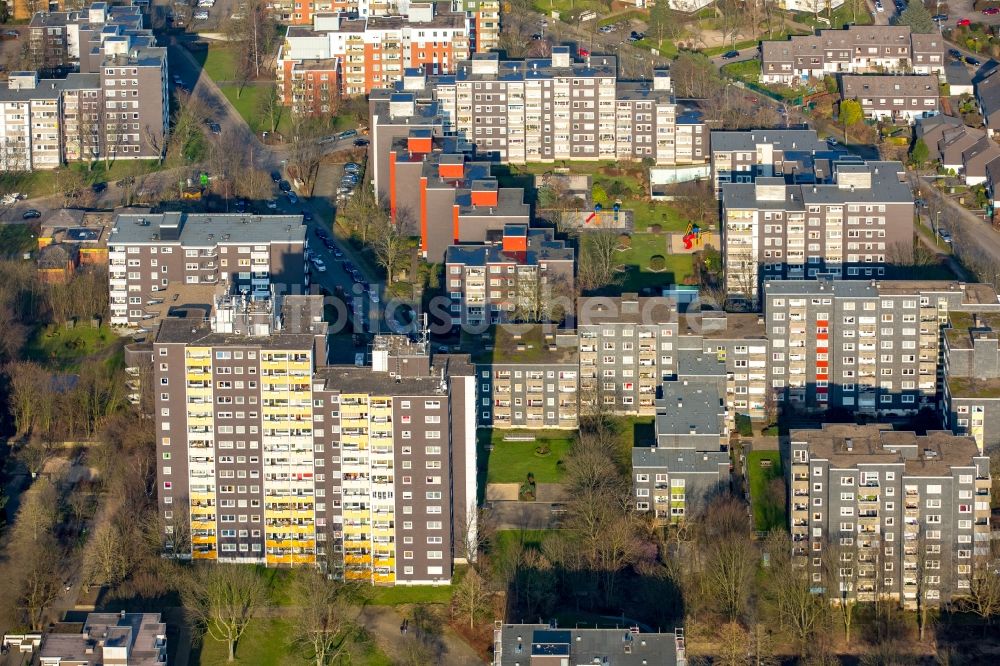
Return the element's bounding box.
[108,212,308,327]
[370,50,707,167]
[474,326,579,429]
[761,25,945,85]
[38,612,167,666]
[763,279,996,416]
[153,292,478,583]
[445,225,574,326]
[721,160,913,304]
[277,4,472,98]
[493,624,687,666]
[840,75,941,123]
[633,371,732,524]
[384,133,530,261]
[944,310,1000,453]
[789,424,991,608]
[914,115,1000,186]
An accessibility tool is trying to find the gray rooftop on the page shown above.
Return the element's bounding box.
[495,624,683,666]
[39,612,166,666]
[711,128,828,153]
[655,377,726,439]
[763,278,978,299]
[111,212,306,247]
[632,444,731,474]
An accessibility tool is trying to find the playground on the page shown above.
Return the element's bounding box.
[668,222,720,254]
[561,202,634,232]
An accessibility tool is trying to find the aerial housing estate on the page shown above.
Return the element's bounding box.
[0,3,168,170]
[370,49,707,167]
[276,0,500,109]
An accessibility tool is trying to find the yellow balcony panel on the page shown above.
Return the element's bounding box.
[192,535,217,544]
[192,551,217,560]
[291,554,316,565]
[344,554,373,566]
[373,574,395,585]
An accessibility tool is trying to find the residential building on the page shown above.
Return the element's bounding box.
[839,75,941,123]
[912,117,1000,187]
[444,225,574,326]
[279,58,341,116]
[678,310,771,422]
[153,292,478,583]
[0,4,168,168]
[946,60,974,97]
[777,0,844,10]
[721,161,914,304]
[577,294,680,416]
[975,65,1000,136]
[789,423,991,608]
[277,4,472,98]
[474,326,579,429]
[763,279,997,416]
[384,133,530,261]
[38,612,167,666]
[493,624,687,666]
[633,370,732,523]
[710,128,835,191]
[761,26,945,86]
[0,74,64,170]
[369,51,707,167]
[108,212,308,327]
[944,310,1000,453]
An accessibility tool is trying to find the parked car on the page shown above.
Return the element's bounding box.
[826,137,839,146]
[531,33,542,40]
[208,122,221,134]
[579,48,590,57]
[91,181,107,193]
[949,48,963,59]
[338,129,358,139]
[266,198,278,209]
[957,17,972,26]
[270,170,282,183]
[721,50,741,59]
[286,191,299,204]
[234,198,247,213]
[967,56,982,66]
[311,257,327,272]
[939,230,953,244]
[353,137,370,147]
[301,209,313,222]
[2,30,19,39]
[984,7,999,15]
[324,238,337,250]
[278,179,292,192]
[22,209,41,219]
[874,0,884,11]
[194,10,209,19]
[344,162,361,174]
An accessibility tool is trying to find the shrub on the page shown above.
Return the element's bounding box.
[649,224,663,234]
[618,233,632,249]
[649,255,666,271]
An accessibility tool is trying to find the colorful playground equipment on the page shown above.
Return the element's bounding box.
[585,200,623,226]
[682,222,702,250]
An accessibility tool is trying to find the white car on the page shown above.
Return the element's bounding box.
[369,291,379,303]
[311,257,327,272]
[197,0,214,6]
[194,10,209,19]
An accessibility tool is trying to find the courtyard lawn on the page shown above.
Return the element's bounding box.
[721,59,762,83]
[0,224,39,258]
[26,324,119,370]
[484,431,574,484]
[201,44,238,82]
[794,6,873,29]
[614,233,695,293]
[747,450,786,533]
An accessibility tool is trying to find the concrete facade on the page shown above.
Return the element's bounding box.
[789,424,991,608]
[944,310,1000,453]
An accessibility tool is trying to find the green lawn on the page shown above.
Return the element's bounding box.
[26,324,118,370]
[367,565,464,605]
[193,617,392,666]
[532,0,604,19]
[484,430,574,484]
[615,233,694,293]
[493,529,550,554]
[793,6,873,29]
[0,224,38,258]
[0,160,165,200]
[721,59,761,83]
[747,450,786,533]
[201,44,238,82]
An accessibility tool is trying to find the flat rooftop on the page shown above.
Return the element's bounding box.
[791,423,983,473]
[111,212,306,246]
[655,379,725,437]
[679,312,767,339]
[466,325,578,365]
[946,311,1000,349]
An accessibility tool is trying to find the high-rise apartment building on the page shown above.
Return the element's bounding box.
[151,293,477,584]
[943,310,1000,453]
[108,213,308,327]
[721,161,913,305]
[493,624,688,666]
[277,4,472,98]
[370,50,707,167]
[762,279,996,416]
[789,424,991,608]
[710,128,839,191]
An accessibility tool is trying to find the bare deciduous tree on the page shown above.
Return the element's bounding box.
[182,565,269,662]
[291,571,361,666]
[450,568,493,629]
